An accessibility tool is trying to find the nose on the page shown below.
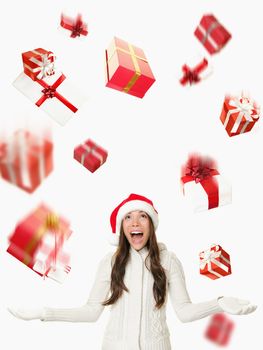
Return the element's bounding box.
[131,217,139,226]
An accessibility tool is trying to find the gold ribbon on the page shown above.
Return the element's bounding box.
[23,210,60,265]
[107,42,147,93]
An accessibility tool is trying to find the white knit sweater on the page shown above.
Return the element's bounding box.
[42,243,223,349]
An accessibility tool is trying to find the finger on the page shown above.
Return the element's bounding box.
[240,304,257,315]
[246,304,257,314]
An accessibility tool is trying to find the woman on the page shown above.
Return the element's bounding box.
[9,193,256,350]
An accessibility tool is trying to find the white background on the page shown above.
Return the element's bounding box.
[0,0,262,349]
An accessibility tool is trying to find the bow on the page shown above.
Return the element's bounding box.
[71,16,86,37]
[186,165,214,183]
[180,58,208,86]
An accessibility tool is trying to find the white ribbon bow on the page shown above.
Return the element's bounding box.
[25,50,55,79]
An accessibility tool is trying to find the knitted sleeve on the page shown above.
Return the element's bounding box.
[41,252,113,322]
[168,252,223,323]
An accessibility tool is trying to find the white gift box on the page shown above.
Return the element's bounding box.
[58,13,88,41]
[13,71,87,126]
[182,174,232,212]
[32,231,71,283]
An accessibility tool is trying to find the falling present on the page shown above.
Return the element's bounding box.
[60,13,88,38]
[181,154,231,212]
[105,37,155,98]
[220,95,260,137]
[205,313,234,346]
[194,14,231,54]
[74,139,108,173]
[13,71,87,126]
[199,244,231,280]
[179,58,211,86]
[33,242,71,284]
[22,48,55,81]
[0,130,53,193]
[7,203,72,282]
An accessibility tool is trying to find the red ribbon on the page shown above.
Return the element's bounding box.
[180,58,208,86]
[61,14,88,38]
[35,74,78,113]
[181,156,219,209]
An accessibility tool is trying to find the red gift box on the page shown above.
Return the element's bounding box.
[194,14,231,54]
[22,48,55,81]
[220,95,260,137]
[7,204,72,279]
[205,313,234,346]
[105,37,155,98]
[74,139,108,173]
[0,130,53,193]
[199,244,231,280]
[60,13,88,38]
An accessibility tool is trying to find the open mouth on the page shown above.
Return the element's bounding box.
[130,231,143,237]
[130,231,144,244]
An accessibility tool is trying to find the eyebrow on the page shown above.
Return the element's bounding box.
[126,211,148,215]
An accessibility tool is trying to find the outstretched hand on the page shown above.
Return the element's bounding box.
[8,307,43,321]
[218,297,257,315]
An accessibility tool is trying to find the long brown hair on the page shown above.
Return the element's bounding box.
[102,218,167,309]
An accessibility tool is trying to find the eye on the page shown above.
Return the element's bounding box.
[141,212,148,219]
[124,214,131,220]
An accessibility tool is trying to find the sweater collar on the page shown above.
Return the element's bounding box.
[130,242,167,259]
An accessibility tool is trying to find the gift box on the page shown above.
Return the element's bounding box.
[74,139,108,173]
[179,58,210,86]
[7,204,72,281]
[13,71,87,126]
[22,48,55,81]
[199,244,231,280]
[33,240,71,283]
[205,313,234,346]
[220,95,260,137]
[105,37,155,98]
[194,14,231,54]
[60,13,88,38]
[181,154,231,212]
[0,130,53,193]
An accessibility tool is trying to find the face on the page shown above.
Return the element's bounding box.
[122,210,151,251]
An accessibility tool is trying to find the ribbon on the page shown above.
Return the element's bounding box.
[24,50,55,79]
[123,43,142,93]
[23,211,61,266]
[185,165,216,183]
[35,74,78,113]
[181,156,219,209]
[197,21,220,52]
[81,143,105,166]
[60,14,88,38]
[213,315,233,345]
[200,245,231,278]
[224,97,259,134]
[106,40,148,93]
[180,58,208,86]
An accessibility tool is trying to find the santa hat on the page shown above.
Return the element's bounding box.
[109,193,159,246]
